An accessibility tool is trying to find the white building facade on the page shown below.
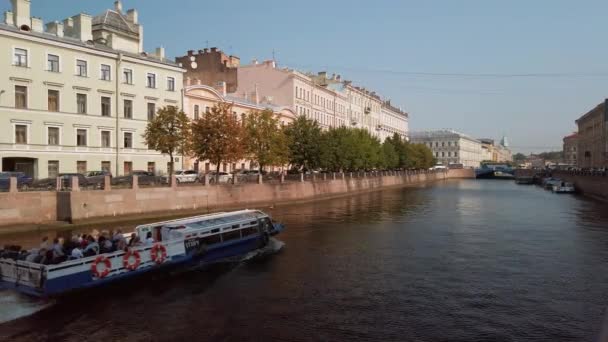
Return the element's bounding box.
[409,130,483,168]
[0,0,184,179]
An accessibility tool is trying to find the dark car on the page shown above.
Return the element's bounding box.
[112,171,166,187]
[32,173,90,190]
[85,171,112,188]
[0,172,33,191]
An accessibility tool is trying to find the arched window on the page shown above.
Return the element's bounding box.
[194,105,200,120]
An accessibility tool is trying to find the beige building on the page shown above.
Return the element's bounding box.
[410,130,483,168]
[183,80,296,173]
[562,133,578,166]
[236,61,408,141]
[575,100,607,168]
[0,0,184,179]
[479,138,512,163]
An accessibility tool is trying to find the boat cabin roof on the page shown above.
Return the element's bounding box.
[135,210,268,235]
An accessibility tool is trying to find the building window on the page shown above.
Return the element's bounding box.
[101,161,111,173]
[48,127,60,146]
[147,103,156,121]
[15,85,27,109]
[124,162,133,175]
[123,68,133,84]
[167,77,175,91]
[48,161,59,178]
[15,125,27,144]
[13,48,28,67]
[101,64,111,81]
[77,161,87,174]
[194,105,199,120]
[205,106,210,114]
[101,97,111,117]
[77,93,87,114]
[124,99,133,119]
[76,129,87,147]
[454,152,458,157]
[101,131,111,148]
[147,162,156,173]
[441,152,445,157]
[124,132,133,148]
[147,73,156,88]
[48,89,60,112]
[76,59,87,76]
[47,54,59,72]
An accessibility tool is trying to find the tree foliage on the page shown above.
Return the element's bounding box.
[243,109,290,172]
[190,103,245,177]
[284,116,323,171]
[513,153,527,162]
[142,106,191,177]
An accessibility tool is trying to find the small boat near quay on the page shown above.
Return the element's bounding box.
[552,182,575,194]
[542,177,562,190]
[0,210,284,298]
[515,176,535,185]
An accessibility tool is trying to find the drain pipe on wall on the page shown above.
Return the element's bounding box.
[115,53,122,177]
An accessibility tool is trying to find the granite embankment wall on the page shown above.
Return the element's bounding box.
[0,169,474,226]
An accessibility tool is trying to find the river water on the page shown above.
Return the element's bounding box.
[1,179,608,341]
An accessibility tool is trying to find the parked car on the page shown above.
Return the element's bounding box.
[234,169,267,181]
[207,171,232,184]
[32,173,90,190]
[112,171,166,186]
[174,170,198,183]
[85,171,112,188]
[0,172,33,191]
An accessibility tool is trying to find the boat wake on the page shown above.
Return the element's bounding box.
[0,291,53,324]
[243,237,285,261]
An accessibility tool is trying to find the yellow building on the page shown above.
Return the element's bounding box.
[0,0,184,178]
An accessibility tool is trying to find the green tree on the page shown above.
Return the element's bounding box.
[513,153,527,162]
[244,109,290,172]
[190,103,245,181]
[409,143,436,169]
[142,106,191,179]
[284,116,323,172]
[380,139,399,170]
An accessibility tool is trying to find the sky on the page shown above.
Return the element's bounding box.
[8,0,608,153]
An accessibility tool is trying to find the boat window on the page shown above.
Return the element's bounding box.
[211,228,220,234]
[201,234,221,245]
[260,218,272,232]
[241,227,259,237]
[232,224,240,229]
[222,230,241,242]
[250,221,257,225]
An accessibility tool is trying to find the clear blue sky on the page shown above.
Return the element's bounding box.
[10,0,608,153]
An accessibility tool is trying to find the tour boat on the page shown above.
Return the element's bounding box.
[552,182,575,194]
[0,210,284,298]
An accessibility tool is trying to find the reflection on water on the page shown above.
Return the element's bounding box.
[1,179,608,341]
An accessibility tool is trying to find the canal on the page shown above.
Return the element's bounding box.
[1,179,608,341]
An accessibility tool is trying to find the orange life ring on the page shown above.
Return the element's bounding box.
[150,244,167,264]
[91,255,112,278]
[123,249,141,271]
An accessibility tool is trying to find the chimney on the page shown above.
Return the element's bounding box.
[210,47,218,52]
[46,21,64,37]
[4,11,14,26]
[252,58,258,65]
[198,50,204,55]
[203,48,209,53]
[11,0,31,30]
[155,47,165,60]
[114,0,123,13]
[71,14,93,42]
[229,55,240,67]
[214,81,227,97]
[187,50,194,56]
[318,71,327,78]
[185,77,191,86]
[126,9,138,24]
[30,17,42,32]
[196,79,202,85]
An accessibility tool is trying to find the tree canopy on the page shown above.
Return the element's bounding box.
[142,106,191,177]
[243,109,290,172]
[284,116,324,171]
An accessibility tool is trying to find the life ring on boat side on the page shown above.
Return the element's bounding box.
[91,255,112,278]
[150,244,167,264]
[123,250,141,271]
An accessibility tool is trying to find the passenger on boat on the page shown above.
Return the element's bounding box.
[70,246,84,259]
[145,232,155,245]
[83,236,100,257]
[40,236,50,250]
[52,238,67,263]
[116,238,127,252]
[80,234,89,249]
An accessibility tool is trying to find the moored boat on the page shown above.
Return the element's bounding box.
[0,210,284,298]
[552,182,575,194]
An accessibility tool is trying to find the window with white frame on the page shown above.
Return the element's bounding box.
[77,93,87,114]
[15,85,27,109]
[101,131,111,148]
[14,48,28,67]
[124,99,133,119]
[100,64,111,81]
[147,103,156,121]
[123,132,133,148]
[15,124,27,144]
[76,129,87,146]
[147,73,156,88]
[47,127,60,146]
[101,97,111,117]
[76,59,87,76]
[194,105,199,120]
[47,54,59,72]
[123,68,133,84]
[167,77,175,91]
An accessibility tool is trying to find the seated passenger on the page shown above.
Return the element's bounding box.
[128,233,138,247]
[40,236,50,250]
[116,238,127,252]
[70,246,84,259]
[145,232,155,246]
[52,238,67,264]
[83,236,100,257]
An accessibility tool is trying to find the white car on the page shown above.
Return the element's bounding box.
[174,170,199,183]
[207,172,233,184]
